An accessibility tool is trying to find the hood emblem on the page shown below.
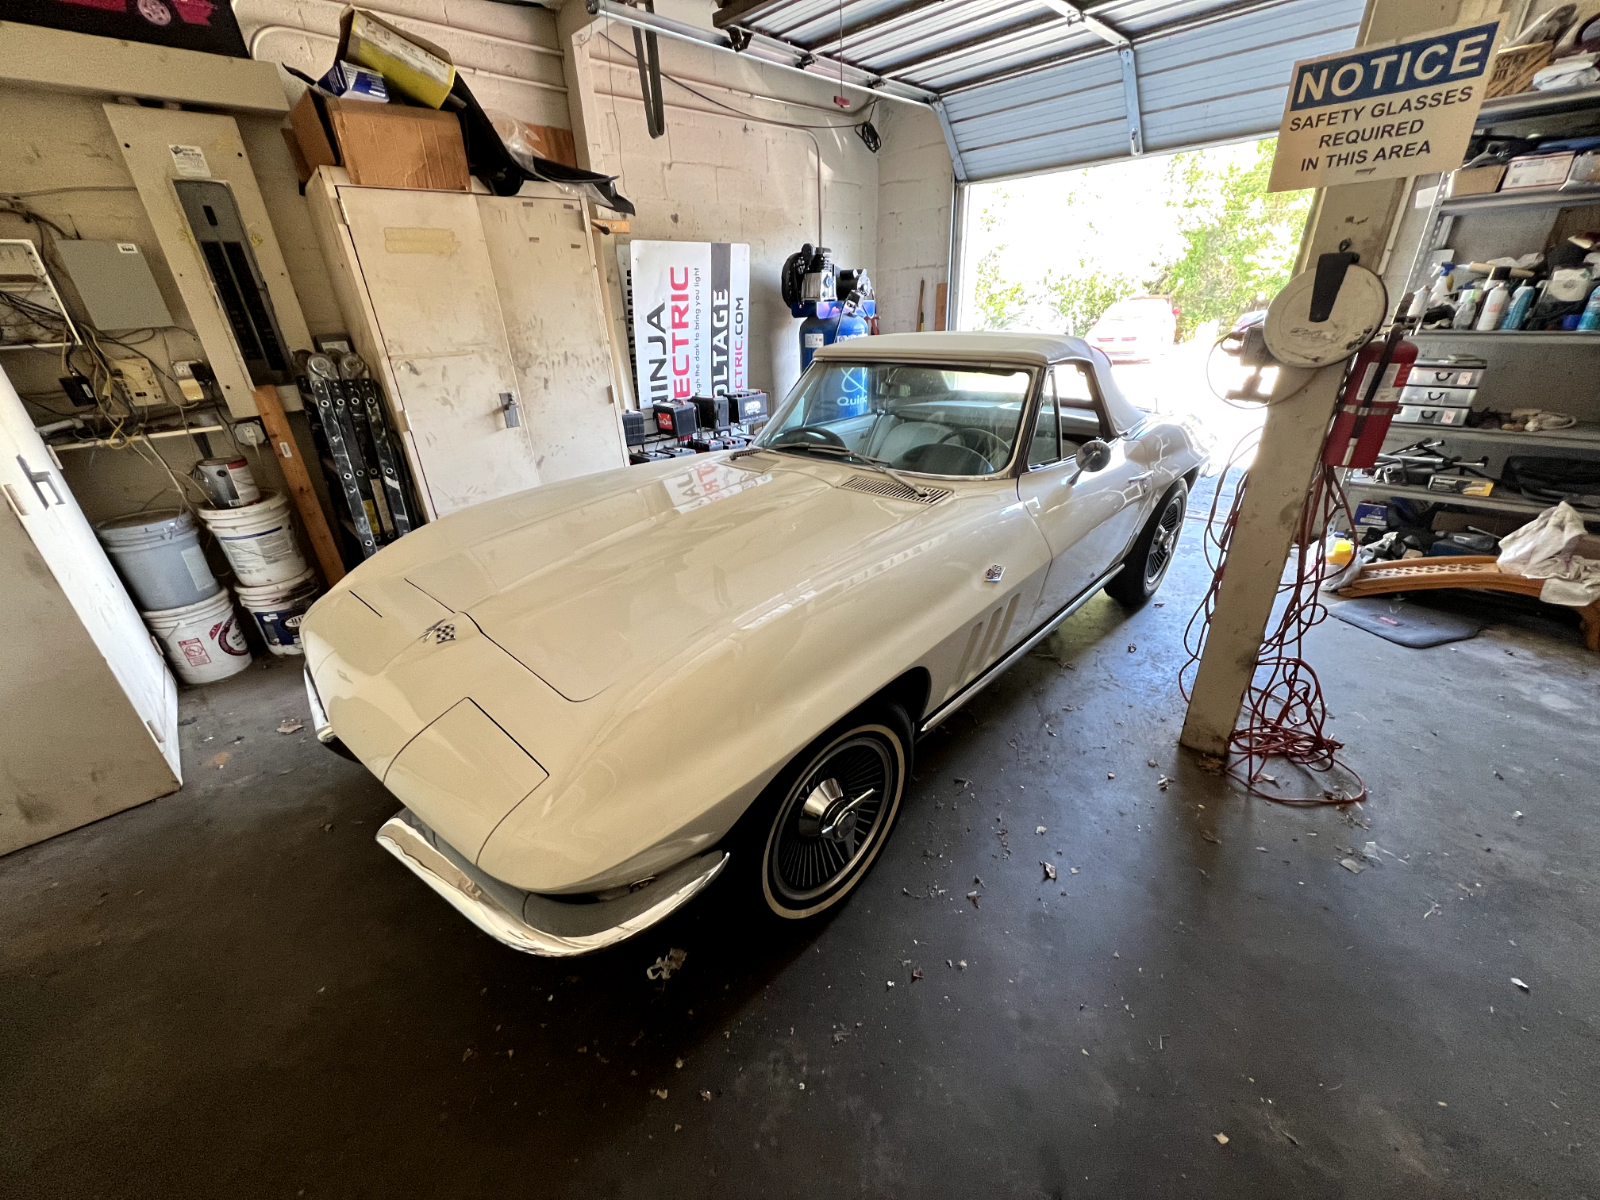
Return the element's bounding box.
[424,620,457,644]
[984,565,1004,583]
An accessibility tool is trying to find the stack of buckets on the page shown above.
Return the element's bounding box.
[95,457,320,686]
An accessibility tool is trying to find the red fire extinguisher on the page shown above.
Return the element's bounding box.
[1323,327,1417,469]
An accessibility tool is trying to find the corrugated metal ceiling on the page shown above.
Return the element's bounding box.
[712,0,1367,180]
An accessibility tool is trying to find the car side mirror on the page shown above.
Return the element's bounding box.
[1075,439,1111,474]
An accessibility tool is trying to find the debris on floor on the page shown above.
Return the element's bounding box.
[1512,977,1529,991]
[646,948,687,980]
[1214,1133,1229,1145]
[1340,858,1364,873]
[966,891,981,908]
[1036,825,1046,834]
[1201,829,1220,845]
[277,718,304,734]
[1041,862,1057,881]
[1158,775,1172,791]
[207,752,229,770]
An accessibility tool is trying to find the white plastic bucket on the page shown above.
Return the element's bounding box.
[197,491,308,588]
[235,567,321,656]
[96,509,219,611]
[143,589,252,685]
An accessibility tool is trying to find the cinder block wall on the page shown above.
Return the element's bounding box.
[562,2,952,402]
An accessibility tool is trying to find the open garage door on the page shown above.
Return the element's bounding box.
[714,0,1367,181]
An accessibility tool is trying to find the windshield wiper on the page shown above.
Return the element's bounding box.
[765,441,938,500]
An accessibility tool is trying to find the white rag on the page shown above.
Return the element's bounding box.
[1497,502,1600,606]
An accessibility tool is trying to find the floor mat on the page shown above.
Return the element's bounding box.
[1331,597,1488,647]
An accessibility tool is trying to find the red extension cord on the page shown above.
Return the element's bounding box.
[1180,435,1368,807]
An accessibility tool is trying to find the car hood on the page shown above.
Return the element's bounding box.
[396,454,927,701]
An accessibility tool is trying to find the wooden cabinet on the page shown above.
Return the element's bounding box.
[307,169,627,519]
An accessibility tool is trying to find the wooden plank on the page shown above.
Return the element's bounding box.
[252,384,346,587]
[933,282,948,332]
[0,22,288,114]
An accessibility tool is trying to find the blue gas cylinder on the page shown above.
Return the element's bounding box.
[799,310,839,370]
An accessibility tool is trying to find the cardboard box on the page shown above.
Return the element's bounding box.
[1444,164,1505,198]
[288,90,469,191]
[1485,41,1553,98]
[1503,151,1575,191]
[340,9,456,109]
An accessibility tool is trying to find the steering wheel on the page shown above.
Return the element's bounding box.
[938,426,1008,466]
[778,425,847,448]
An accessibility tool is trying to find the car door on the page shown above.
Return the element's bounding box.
[1016,360,1153,618]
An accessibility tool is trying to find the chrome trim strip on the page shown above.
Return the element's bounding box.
[919,564,1125,735]
[303,666,335,745]
[375,811,729,957]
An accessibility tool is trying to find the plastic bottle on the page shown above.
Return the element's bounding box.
[1452,283,1482,329]
[1476,267,1513,330]
[1499,279,1537,330]
[1578,285,1600,331]
[1427,264,1455,307]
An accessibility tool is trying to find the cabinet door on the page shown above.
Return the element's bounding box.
[337,187,540,515]
[477,192,626,483]
[0,364,180,852]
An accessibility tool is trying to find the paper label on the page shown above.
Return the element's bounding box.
[169,144,211,179]
[180,545,213,590]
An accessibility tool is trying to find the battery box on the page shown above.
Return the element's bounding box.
[727,389,769,424]
[688,435,726,453]
[690,394,730,432]
[622,409,647,447]
[629,448,673,464]
[653,400,698,440]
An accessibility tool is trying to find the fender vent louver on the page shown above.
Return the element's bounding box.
[840,475,952,505]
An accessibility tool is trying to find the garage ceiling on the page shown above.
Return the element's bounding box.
[712,0,1367,181]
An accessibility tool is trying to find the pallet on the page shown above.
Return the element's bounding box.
[1339,555,1600,651]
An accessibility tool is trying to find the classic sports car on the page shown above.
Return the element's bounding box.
[301,332,1210,955]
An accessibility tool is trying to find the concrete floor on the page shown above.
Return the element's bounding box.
[4,495,1598,1199]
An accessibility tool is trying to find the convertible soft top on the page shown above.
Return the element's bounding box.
[812,330,1145,433]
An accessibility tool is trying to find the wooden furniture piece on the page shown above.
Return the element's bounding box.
[305,168,628,519]
[1338,555,1600,651]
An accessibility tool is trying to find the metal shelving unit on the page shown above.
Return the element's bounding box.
[1411,328,1600,345]
[0,240,81,353]
[1438,187,1600,215]
[1382,87,1600,538]
[1346,479,1600,523]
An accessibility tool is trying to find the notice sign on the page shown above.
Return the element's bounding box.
[1269,19,1501,192]
[629,240,750,409]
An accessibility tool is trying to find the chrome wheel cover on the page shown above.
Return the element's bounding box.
[768,733,896,906]
[1145,494,1184,588]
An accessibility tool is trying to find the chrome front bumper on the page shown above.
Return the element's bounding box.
[303,667,357,761]
[376,809,729,957]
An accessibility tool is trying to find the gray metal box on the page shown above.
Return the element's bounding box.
[53,239,173,331]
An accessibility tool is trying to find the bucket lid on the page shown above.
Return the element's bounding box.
[97,508,193,535]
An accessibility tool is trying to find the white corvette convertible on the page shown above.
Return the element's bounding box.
[301,332,1210,955]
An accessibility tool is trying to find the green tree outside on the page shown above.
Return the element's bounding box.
[1153,138,1313,340]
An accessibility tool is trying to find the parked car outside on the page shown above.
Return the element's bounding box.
[1087,295,1180,363]
[301,332,1211,955]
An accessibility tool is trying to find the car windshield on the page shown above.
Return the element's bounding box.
[755,361,1035,477]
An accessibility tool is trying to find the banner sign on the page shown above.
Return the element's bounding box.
[6,0,249,57]
[629,240,750,409]
[1269,19,1501,192]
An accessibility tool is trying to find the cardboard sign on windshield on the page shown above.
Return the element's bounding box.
[1270,19,1502,192]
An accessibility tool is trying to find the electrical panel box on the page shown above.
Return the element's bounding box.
[52,240,173,331]
[173,179,291,385]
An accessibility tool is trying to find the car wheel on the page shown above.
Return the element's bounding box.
[1106,480,1186,608]
[136,0,174,23]
[735,702,912,920]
